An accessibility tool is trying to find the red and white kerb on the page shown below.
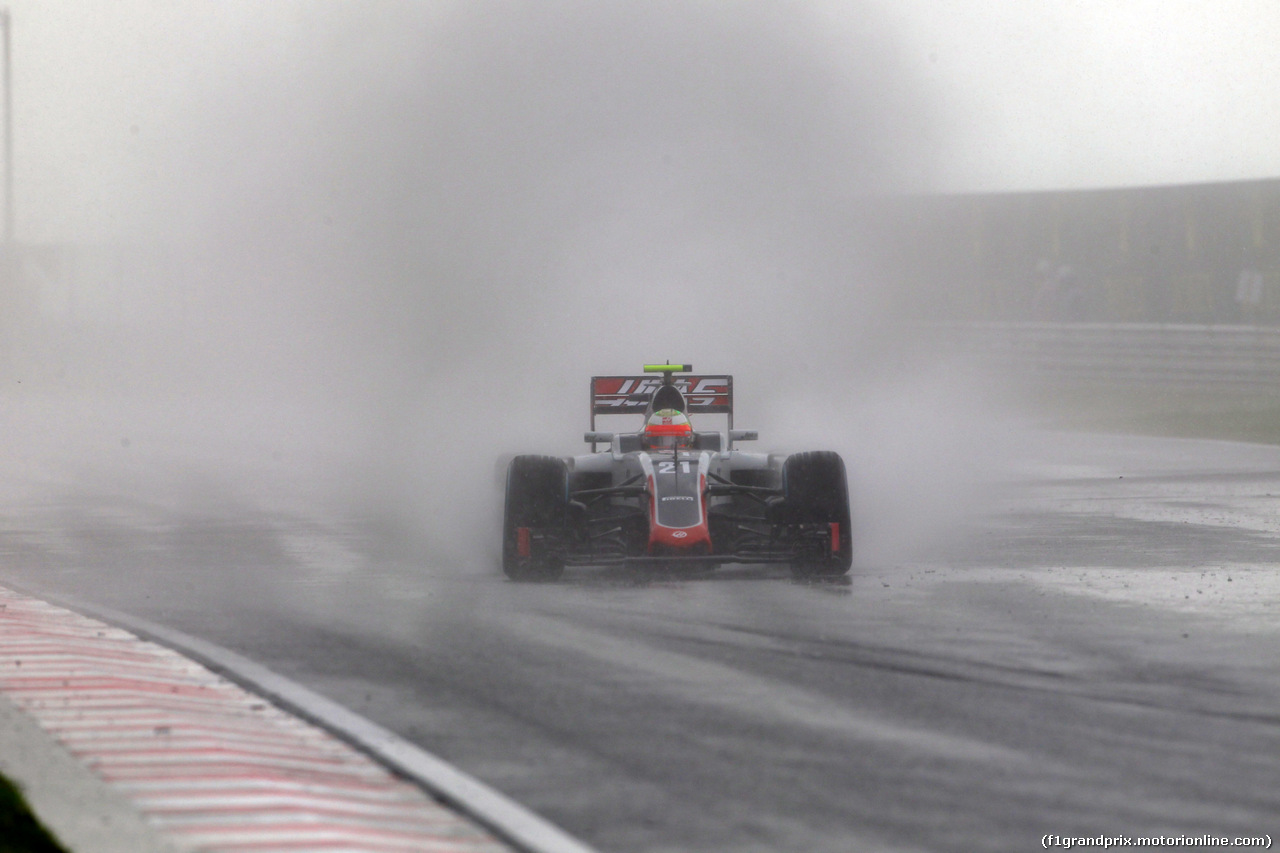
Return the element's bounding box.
[0,586,511,853]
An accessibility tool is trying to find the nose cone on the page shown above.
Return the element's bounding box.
[643,452,711,554]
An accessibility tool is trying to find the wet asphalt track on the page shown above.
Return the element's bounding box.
[2,430,1279,853]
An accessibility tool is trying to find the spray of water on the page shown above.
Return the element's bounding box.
[10,2,1015,572]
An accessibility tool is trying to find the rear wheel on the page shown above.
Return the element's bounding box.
[502,455,568,581]
[780,451,853,577]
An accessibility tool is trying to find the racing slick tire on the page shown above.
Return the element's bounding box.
[502,455,569,582]
[779,451,853,577]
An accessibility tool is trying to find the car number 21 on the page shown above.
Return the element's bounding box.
[658,461,693,474]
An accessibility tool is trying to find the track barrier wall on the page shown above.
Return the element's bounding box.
[933,322,1280,392]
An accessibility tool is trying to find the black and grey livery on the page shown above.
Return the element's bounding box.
[502,364,853,581]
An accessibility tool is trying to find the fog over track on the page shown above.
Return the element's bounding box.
[15,1,991,571]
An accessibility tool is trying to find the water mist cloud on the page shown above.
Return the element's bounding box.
[138,2,934,394]
[39,2,973,565]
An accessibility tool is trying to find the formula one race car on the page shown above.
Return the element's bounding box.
[501,364,852,580]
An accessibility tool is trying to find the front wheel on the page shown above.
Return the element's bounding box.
[502,455,568,582]
[780,451,853,577]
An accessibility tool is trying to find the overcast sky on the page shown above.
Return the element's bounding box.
[862,0,1280,193]
[6,0,1280,243]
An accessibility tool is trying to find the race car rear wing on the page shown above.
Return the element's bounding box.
[591,374,732,418]
[590,372,739,449]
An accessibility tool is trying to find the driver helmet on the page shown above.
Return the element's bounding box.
[643,408,694,450]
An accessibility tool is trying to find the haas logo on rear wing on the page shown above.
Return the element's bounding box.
[591,375,733,416]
